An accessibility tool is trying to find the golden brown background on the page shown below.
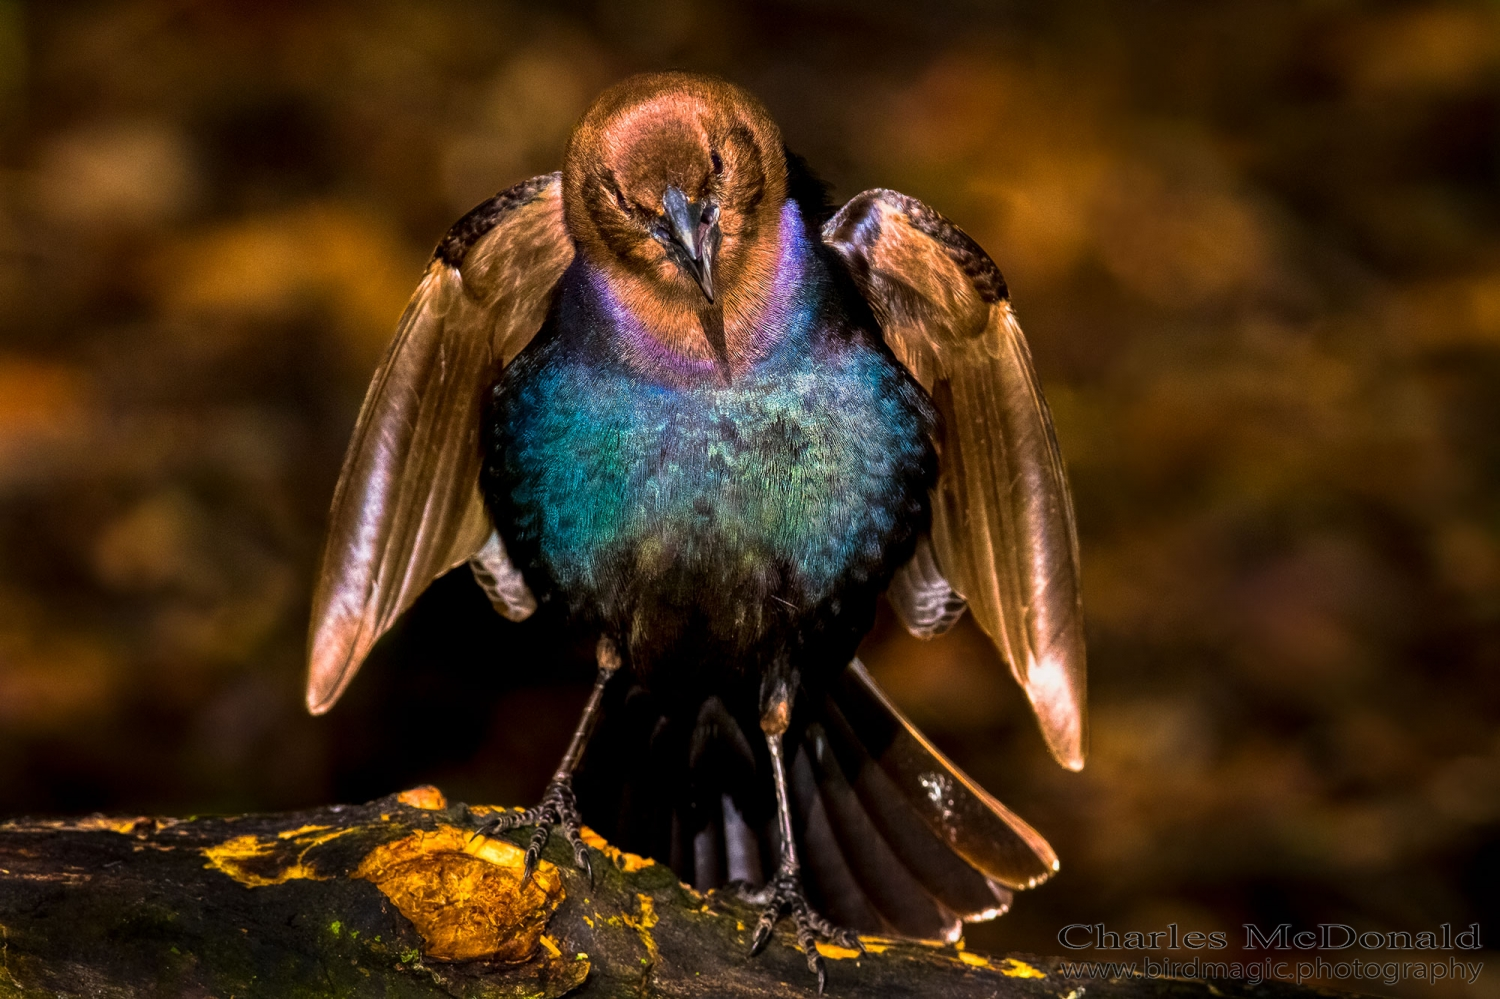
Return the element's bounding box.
[0,1,1495,995]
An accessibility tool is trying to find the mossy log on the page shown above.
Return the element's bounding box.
[0,787,1353,998]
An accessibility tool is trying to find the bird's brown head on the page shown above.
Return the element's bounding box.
[563,73,788,371]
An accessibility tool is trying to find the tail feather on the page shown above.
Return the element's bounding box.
[722,792,765,884]
[819,694,1015,920]
[791,742,890,932]
[647,712,685,868]
[575,659,1052,935]
[692,793,724,889]
[802,722,963,939]
[596,686,683,866]
[829,660,1059,891]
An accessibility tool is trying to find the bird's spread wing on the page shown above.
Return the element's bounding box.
[823,189,1087,770]
[305,173,572,715]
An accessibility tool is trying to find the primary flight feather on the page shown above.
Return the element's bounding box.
[307,71,1085,990]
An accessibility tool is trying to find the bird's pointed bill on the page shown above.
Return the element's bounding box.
[662,185,717,302]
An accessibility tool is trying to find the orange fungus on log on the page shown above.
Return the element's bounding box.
[352,825,564,963]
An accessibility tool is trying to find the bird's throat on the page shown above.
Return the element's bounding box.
[592,199,814,386]
[699,306,733,386]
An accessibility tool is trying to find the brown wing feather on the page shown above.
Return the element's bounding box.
[823,189,1087,770]
[305,174,572,715]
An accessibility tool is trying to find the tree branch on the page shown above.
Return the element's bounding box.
[0,788,1353,998]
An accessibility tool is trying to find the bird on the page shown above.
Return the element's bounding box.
[305,71,1085,991]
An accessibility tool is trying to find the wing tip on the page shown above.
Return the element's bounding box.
[1038,718,1087,771]
[1023,650,1088,771]
[304,632,363,717]
[305,683,338,716]
[1056,746,1087,772]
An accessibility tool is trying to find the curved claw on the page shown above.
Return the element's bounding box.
[521,822,551,887]
[797,922,827,992]
[749,909,777,957]
[576,834,594,882]
[475,777,592,891]
[745,870,854,991]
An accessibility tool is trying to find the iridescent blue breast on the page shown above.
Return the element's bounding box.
[482,219,936,684]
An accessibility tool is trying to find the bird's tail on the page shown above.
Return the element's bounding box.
[575,659,1058,941]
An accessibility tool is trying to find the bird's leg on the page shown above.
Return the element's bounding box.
[745,678,862,993]
[472,635,622,885]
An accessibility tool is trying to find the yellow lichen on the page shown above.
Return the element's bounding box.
[201,826,357,887]
[396,786,447,810]
[857,936,892,954]
[958,951,991,968]
[19,815,153,835]
[620,892,659,968]
[70,816,146,834]
[815,942,863,960]
[999,957,1046,978]
[579,826,655,872]
[466,804,514,818]
[351,824,564,963]
[202,835,321,887]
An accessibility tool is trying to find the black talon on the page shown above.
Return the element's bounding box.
[749,911,776,956]
[746,869,855,991]
[474,775,594,891]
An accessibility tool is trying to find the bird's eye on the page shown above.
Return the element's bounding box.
[710,150,723,175]
[604,180,630,213]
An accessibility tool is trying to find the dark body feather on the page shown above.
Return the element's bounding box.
[482,202,935,710]
[480,200,945,917]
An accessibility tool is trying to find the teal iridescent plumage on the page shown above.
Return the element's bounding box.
[484,201,936,689]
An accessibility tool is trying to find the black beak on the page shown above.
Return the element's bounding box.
[661,186,720,303]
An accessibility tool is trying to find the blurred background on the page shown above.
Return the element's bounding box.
[0,0,1496,995]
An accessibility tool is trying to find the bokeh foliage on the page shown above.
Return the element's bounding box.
[0,2,1495,995]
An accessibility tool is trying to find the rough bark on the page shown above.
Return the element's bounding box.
[0,788,1356,998]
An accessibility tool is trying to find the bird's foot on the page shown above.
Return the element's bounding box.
[471,774,592,886]
[744,869,863,993]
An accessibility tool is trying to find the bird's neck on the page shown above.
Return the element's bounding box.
[589,200,820,386]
